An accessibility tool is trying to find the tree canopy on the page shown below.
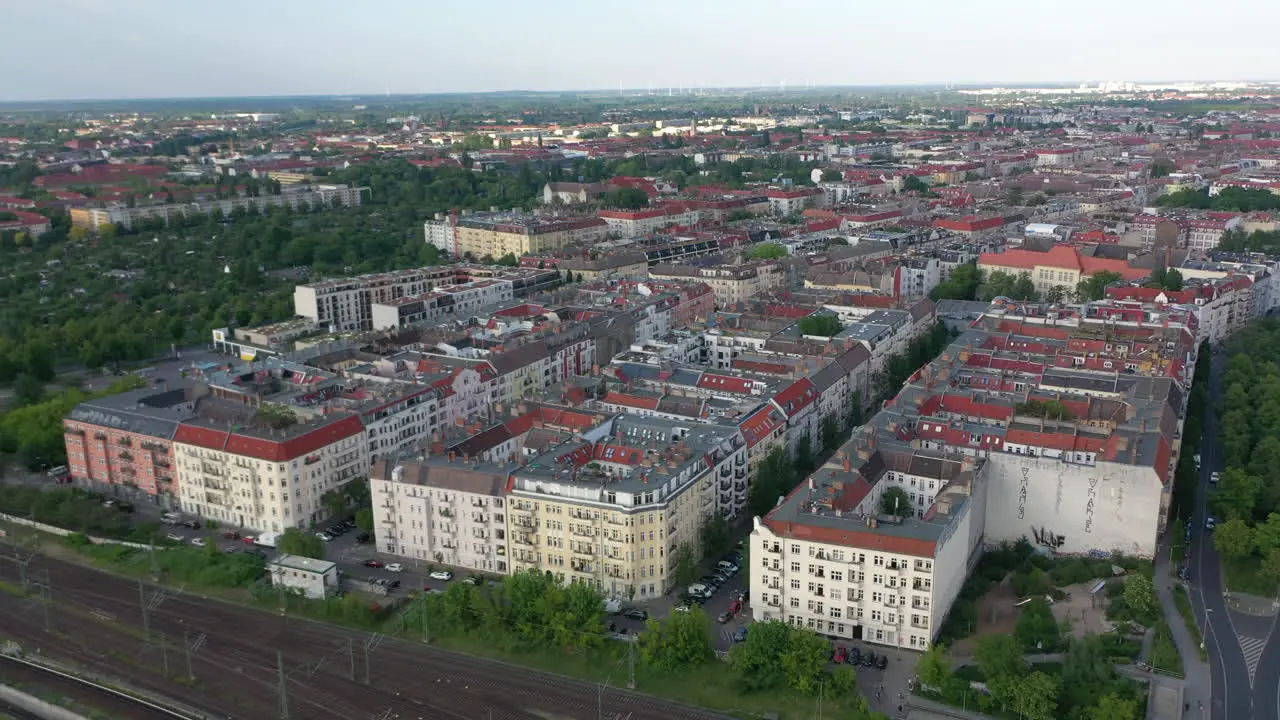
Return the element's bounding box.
[978,270,1037,302]
[1076,271,1125,301]
[748,243,789,260]
[798,314,842,338]
[930,264,981,301]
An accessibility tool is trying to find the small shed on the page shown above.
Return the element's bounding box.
[268,554,339,599]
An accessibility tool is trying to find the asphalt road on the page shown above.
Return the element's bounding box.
[0,549,733,720]
[1191,345,1274,720]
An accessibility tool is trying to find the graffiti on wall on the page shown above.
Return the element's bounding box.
[1032,526,1066,549]
[1084,476,1100,534]
[1017,467,1030,520]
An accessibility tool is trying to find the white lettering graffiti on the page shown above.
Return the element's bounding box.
[1085,476,1100,534]
[1018,467,1030,520]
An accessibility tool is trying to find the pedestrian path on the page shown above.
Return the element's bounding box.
[1153,539,1212,712]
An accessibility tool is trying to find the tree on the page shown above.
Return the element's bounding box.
[12,373,45,407]
[1090,693,1140,720]
[1214,516,1255,558]
[915,643,953,691]
[1044,285,1067,304]
[1015,597,1062,650]
[320,488,348,520]
[673,542,699,587]
[1122,573,1159,623]
[779,627,832,694]
[827,664,858,697]
[881,487,912,517]
[639,607,714,672]
[748,243,788,260]
[794,436,814,476]
[355,508,374,533]
[1005,187,1024,205]
[930,263,981,301]
[820,416,841,453]
[974,634,1025,682]
[602,187,650,210]
[497,252,519,267]
[903,175,930,193]
[748,447,796,518]
[1011,671,1061,720]
[699,515,731,562]
[978,270,1037,301]
[1213,468,1262,520]
[730,619,790,691]
[1147,266,1184,291]
[821,169,844,182]
[798,315,842,337]
[278,528,324,559]
[1076,270,1125,301]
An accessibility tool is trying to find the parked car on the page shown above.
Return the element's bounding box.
[222,531,241,540]
[673,603,692,613]
[717,561,739,574]
[316,532,332,542]
[166,532,183,542]
[687,583,712,599]
[463,575,483,586]
[182,520,201,530]
[242,536,258,545]
[717,610,734,624]
[862,651,876,668]
[728,599,743,615]
[1206,516,1217,530]
[190,537,206,547]
[355,532,371,544]
[429,570,453,581]
[848,647,861,665]
[387,579,400,589]
[833,646,848,664]
[1210,471,1221,485]
[386,563,404,573]
[875,654,888,670]
[623,609,648,621]
[732,626,748,643]
[364,560,384,569]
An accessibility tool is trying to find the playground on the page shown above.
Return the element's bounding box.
[949,578,1113,654]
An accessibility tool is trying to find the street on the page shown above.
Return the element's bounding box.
[1189,344,1278,720]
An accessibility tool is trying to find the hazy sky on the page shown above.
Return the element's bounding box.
[1,0,1274,101]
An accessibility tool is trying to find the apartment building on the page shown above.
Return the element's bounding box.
[447,213,609,258]
[750,447,987,650]
[295,267,457,332]
[977,245,1147,300]
[648,261,787,307]
[896,257,941,299]
[1185,216,1243,252]
[598,206,699,237]
[506,415,744,599]
[765,188,826,216]
[369,458,510,575]
[62,385,189,506]
[369,279,515,331]
[172,411,368,532]
[69,185,366,231]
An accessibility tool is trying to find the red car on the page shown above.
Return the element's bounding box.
[222,531,241,540]
[364,560,384,568]
[729,599,742,615]
[833,646,848,664]
[242,536,257,545]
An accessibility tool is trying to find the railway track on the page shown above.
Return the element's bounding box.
[0,548,731,720]
[0,652,183,720]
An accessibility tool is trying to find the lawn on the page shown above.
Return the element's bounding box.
[1172,585,1207,661]
[1149,621,1184,677]
[1223,555,1279,597]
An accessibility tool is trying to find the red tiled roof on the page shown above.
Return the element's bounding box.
[772,378,818,417]
[935,216,1005,232]
[979,245,1147,281]
[696,373,754,394]
[173,415,364,462]
[739,406,785,448]
[603,391,660,410]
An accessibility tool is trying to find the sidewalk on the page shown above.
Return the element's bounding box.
[1153,540,1211,713]
[905,693,993,720]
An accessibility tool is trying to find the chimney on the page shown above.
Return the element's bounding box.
[843,453,852,473]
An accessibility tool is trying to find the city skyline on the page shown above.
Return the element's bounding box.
[2,0,1275,102]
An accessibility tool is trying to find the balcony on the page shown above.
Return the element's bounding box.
[911,618,930,630]
[734,468,747,480]
[118,451,134,461]
[571,526,594,538]
[719,480,731,492]
[116,437,133,448]
[912,580,932,592]
[719,493,732,507]
[65,427,86,437]
[719,466,731,478]
[733,480,747,494]
[155,459,171,469]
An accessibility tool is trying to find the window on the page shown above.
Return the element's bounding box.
[790,579,801,590]
[790,597,800,608]
[871,610,882,621]
[830,608,842,619]
[830,571,843,582]
[873,555,884,567]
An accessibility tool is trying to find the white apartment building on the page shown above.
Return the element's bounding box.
[424,216,458,255]
[896,257,941,299]
[370,459,510,575]
[173,414,369,532]
[598,206,700,237]
[1186,217,1243,252]
[369,279,514,331]
[750,448,987,651]
[295,267,458,332]
[358,385,440,462]
[71,185,367,231]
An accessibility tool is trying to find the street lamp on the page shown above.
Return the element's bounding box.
[1200,608,1212,651]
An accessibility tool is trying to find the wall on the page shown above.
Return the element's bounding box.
[983,453,1161,558]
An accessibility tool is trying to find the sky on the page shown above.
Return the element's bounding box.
[1,0,1275,102]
